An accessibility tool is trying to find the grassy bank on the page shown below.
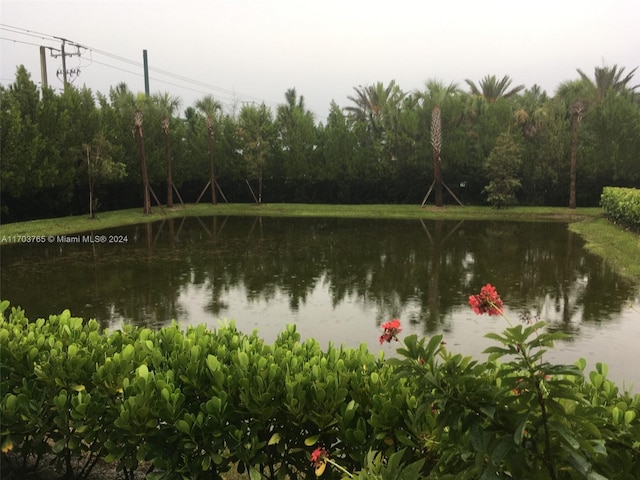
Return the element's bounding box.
[0,203,601,237]
[1,203,638,282]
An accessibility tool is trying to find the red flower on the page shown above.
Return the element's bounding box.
[311,447,327,464]
[468,284,504,316]
[379,319,402,344]
[311,447,328,476]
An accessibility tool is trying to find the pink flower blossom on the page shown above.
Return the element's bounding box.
[468,284,504,316]
[379,318,402,343]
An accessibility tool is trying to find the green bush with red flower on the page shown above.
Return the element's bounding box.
[1,284,639,479]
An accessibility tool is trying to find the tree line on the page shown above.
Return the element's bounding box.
[1,64,639,222]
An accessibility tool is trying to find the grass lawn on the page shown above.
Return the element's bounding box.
[1,203,638,283]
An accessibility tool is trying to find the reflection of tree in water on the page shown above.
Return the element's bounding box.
[1,216,636,335]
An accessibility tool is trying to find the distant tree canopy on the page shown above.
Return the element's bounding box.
[1,64,639,222]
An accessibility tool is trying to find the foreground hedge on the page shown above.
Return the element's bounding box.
[1,297,639,479]
[600,186,640,228]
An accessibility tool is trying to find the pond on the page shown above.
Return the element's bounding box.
[1,216,639,388]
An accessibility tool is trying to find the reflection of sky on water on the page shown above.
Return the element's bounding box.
[118,274,640,389]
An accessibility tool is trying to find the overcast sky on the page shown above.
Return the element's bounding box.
[1,0,638,122]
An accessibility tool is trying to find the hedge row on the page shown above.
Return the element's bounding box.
[1,299,640,479]
[0,302,424,479]
[600,186,640,228]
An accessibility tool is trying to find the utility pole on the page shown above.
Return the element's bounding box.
[50,37,82,90]
[39,46,48,88]
[143,50,150,96]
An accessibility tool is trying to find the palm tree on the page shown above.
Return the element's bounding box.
[195,95,223,205]
[344,80,406,133]
[421,80,462,207]
[577,64,639,101]
[513,85,549,139]
[557,64,637,209]
[464,74,524,103]
[152,92,181,208]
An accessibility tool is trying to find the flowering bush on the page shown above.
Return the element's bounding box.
[388,284,640,479]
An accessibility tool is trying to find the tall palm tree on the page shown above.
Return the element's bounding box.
[464,74,524,103]
[556,79,594,209]
[421,80,461,207]
[557,64,637,209]
[195,95,223,205]
[152,92,181,208]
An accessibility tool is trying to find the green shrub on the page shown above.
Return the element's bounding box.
[600,186,640,228]
[1,294,639,480]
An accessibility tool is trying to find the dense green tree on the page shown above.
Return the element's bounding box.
[316,102,358,201]
[483,131,522,208]
[2,64,639,221]
[84,132,126,218]
[0,68,45,202]
[275,88,317,200]
[238,103,275,205]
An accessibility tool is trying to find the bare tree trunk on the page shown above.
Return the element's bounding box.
[433,153,443,207]
[86,145,95,219]
[135,110,151,215]
[163,118,174,208]
[258,164,263,206]
[206,117,217,205]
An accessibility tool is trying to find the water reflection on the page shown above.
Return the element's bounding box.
[1,216,638,385]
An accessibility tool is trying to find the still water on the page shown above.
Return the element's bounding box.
[1,216,639,387]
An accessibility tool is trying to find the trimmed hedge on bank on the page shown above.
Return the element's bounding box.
[1,299,640,479]
[600,187,640,228]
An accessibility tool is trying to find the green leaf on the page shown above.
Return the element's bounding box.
[237,351,249,369]
[514,413,529,446]
[122,344,135,361]
[52,438,66,454]
[268,432,281,445]
[176,419,190,434]
[304,435,319,446]
[137,364,149,380]
[249,467,263,480]
[624,409,636,425]
[206,354,220,373]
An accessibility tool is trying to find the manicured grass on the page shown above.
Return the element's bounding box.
[1,203,637,282]
[569,217,640,282]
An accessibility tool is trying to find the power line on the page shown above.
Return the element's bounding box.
[0,24,328,121]
[0,36,46,48]
[1,24,280,109]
